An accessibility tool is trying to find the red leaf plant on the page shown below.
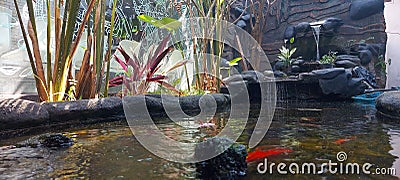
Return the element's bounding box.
[109,34,188,95]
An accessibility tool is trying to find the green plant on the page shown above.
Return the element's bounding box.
[277,46,297,66]
[375,55,390,75]
[320,51,337,64]
[14,0,117,102]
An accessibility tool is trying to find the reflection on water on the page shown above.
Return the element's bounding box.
[1,102,400,179]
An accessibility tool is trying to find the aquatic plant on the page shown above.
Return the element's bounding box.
[277,46,297,66]
[320,51,337,64]
[108,35,188,95]
[13,0,118,102]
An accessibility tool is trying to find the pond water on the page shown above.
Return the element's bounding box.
[1,101,399,179]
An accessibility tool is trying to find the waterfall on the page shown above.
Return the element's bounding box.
[311,25,321,61]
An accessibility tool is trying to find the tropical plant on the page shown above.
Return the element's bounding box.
[108,35,188,95]
[320,51,337,64]
[277,46,297,66]
[375,55,390,75]
[13,0,118,102]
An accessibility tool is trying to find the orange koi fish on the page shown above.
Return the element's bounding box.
[334,136,357,144]
[246,147,293,163]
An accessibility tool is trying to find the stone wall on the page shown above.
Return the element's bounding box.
[231,0,387,87]
[260,0,386,56]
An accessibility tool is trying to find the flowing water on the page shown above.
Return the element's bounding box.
[311,25,321,61]
[1,101,399,179]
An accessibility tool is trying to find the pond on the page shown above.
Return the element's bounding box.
[1,101,399,179]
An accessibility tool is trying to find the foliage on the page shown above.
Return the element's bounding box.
[277,46,297,66]
[320,51,337,64]
[137,15,182,32]
[13,0,117,102]
[108,35,188,95]
[228,57,243,66]
[375,55,390,75]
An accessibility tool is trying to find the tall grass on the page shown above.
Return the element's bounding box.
[13,0,117,102]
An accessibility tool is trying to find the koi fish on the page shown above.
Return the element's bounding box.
[198,120,215,128]
[246,147,293,163]
[334,136,356,144]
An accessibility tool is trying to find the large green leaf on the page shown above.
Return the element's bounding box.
[228,57,242,66]
[138,15,182,32]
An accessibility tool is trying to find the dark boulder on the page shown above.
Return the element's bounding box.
[223,70,265,85]
[274,61,286,71]
[236,20,247,28]
[291,65,301,73]
[335,60,358,68]
[195,137,247,179]
[311,68,346,79]
[336,55,361,64]
[299,68,367,98]
[274,70,287,78]
[359,49,373,65]
[295,22,311,33]
[16,133,73,148]
[292,59,305,65]
[350,0,384,20]
[38,134,74,148]
[283,25,296,41]
[321,17,344,32]
[318,69,366,98]
[376,92,400,119]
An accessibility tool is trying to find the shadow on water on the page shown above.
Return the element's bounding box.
[1,101,400,179]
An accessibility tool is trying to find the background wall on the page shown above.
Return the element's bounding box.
[384,0,400,88]
[0,0,25,51]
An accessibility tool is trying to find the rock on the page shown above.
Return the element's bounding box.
[236,20,247,28]
[311,68,346,79]
[291,65,301,73]
[16,133,73,148]
[318,69,366,98]
[123,94,231,119]
[231,7,244,18]
[241,70,265,83]
[38,134,74,148]
[335,55,361,64]
[376,91,400,119]
[283,25,296,41]
[195,137,247,179]
[292,59,305,65]
[0,99,49,130]
[263,70,274,78]
[223,70,265,85]
[350,0,384,20]
[359,49,373,65]
[295,22,311,33]
[335,60,358,68]
[321,17,344,32]
[274,70,287,78]
[274,61,286,71]
[241,14,251,21]
[43,97,123,122]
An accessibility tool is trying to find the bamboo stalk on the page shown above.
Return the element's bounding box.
[104,0,118,97]
[13,0,48,101]
[46,0,52,91]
